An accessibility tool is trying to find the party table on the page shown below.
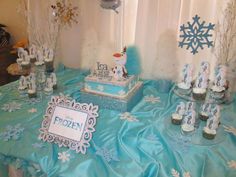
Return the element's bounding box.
[0,68,236,177]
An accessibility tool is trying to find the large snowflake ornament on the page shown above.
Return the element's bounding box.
[178,15,215,55]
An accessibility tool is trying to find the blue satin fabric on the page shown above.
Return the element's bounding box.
[0,68,236,177]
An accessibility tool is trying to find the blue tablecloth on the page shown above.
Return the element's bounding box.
[0,68,236,177]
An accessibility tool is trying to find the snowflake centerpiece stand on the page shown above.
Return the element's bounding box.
[80,48,143,112]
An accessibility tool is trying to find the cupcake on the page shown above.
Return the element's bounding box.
[27,80,37,98]
[192,87,206,100]
[202,105,220,140]
[44,58,54,72]
[211,64,227,99]
[171,102,185,125]
[199,103,211,121]
[192,62,210,100]
[21,60,31,70]
[177,82,192,95]
[50,73,57,89]
[28,89,37,98]
[44,78,53,95]
[181,110,196,133]
[177,64,193,95]
[18,76,28,96]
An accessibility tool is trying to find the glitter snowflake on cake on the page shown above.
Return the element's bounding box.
[97,85,104,92]
[0,124,24,141]
[1,102,21,112]
[58,151,71,163]
[178,15,215,55]
[120,112,139,122]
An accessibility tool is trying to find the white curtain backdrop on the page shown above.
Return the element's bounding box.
[28,0,229,81]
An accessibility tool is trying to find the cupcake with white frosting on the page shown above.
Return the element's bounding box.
[44,49,54,72]
[27,80,37,98]
[172,102,185,125]
[211,65,227,99]
[192,62,210,100]
[181,110,196,133]
[199,103,211,121]
[177,64,193,95]
[203,105,220,139]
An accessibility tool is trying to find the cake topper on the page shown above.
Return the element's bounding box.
[28,79,36,91]
[44,77,54,93]
[93,62,112,80]
[50,72,57,86]
[201,103,211,113]
[175,102,185,115]
[186,101,195,111]
[18,76,28,90]
[29,45,37,56]
[182,64,193,88]
[112,47,128,80]
[182,110,196,127]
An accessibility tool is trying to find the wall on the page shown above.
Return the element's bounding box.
[0,0,27,44]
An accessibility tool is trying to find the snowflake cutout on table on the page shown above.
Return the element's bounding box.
[96,147,120,163]
[0,124,24,141]
[97,85,104,92]
[178,14,215,55]
[120,112,139,122]
[228,160,236,169]
[144,95,161,104]
[1,101,21,112]
[58,151,70,163]
[32,142,45,149]
[171,169,191,177]
[223,125,236,136]
[28,108,37,113]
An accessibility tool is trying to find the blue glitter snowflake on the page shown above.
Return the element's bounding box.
[0,124,24,141]
[178,14,215,55]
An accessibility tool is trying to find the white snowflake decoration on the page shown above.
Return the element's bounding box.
[179,15,215,55]
[28,108,37,113]
[120,112,139,122]
[223,125,236,136]
[183,172,191,177]
[171,169,180,177]
[171,169,191,177]
[118,90,126,96]
[1,102,21,112]
[97,85,104,92]
[58,151,70,163]
[228,160,236,169]
[144,95,161,104]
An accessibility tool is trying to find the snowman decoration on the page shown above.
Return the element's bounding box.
[112,47,128,80]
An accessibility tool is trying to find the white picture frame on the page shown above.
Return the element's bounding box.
[39,94,99,154]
